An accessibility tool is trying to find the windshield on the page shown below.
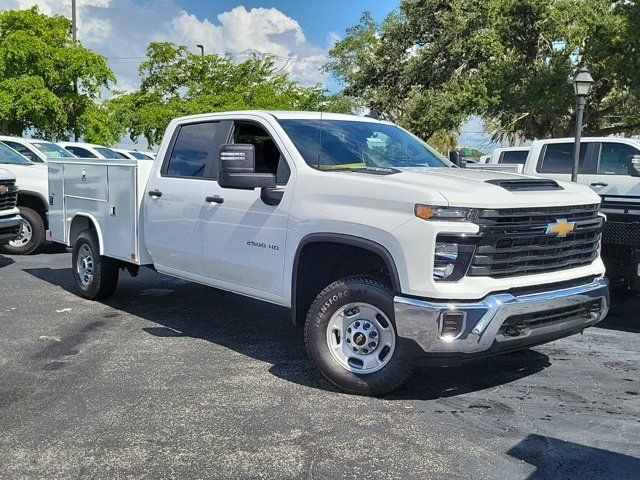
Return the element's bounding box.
[278,119,448,170]
[0,142,32,165]
[31,141,76,158]
[95,147,126,159]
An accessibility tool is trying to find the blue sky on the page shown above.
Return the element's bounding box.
[177,0,398,46]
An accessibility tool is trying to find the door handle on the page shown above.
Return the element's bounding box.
[590,182,608,187]
[148,189,163,198]
[205,195,224,204]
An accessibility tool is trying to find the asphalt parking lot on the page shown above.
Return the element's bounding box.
[0,248,638,480]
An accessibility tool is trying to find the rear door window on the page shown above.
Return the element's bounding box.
[164,122,219,178]
[596,142,640,175]
[498,150,528,165]
[538,143,589,174]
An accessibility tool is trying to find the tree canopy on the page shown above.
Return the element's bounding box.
[113,42,357,147]
[0,7,114,139]
[326,0,640,144]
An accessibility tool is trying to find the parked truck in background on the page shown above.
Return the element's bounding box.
[0,142,49,255]
[47,111,609,395]
[477,137,640,292]
[0,167,22,247]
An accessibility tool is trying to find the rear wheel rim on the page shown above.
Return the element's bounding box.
[326,302,396,374]
[76,243,94,286]
[8,219,32,247]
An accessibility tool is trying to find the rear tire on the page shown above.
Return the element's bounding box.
[0,206,45,255]
[72,230,119,300]
[304,276,414,396]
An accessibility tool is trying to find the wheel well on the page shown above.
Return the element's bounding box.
[17,193,48,228]
[69,215,98,247]
[292,239,400,327]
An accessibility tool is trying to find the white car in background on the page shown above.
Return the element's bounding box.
[57,142,126,160]
[0,142,48,255]
[111,148,155,160]
[0,136,77,163]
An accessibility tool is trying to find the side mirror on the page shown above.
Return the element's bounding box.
[218,144,276,190]
[449,150,465,168]
[629,155,640,178]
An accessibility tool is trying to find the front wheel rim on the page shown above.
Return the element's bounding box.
[8,219,32,247]
[326,302,396,374]
[76,243,94,286]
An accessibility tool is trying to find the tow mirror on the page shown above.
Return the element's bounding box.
[629,155,640,178]
[218,144,276,190]
[449,150,465,168]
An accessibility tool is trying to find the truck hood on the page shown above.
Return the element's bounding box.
[384,167,601,208]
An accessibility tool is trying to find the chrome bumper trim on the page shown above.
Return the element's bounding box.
[394,277,610,355]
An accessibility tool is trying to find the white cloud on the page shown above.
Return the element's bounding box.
[167,6,328,85]
[2,0,112,39]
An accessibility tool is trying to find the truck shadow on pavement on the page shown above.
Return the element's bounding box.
[599,292,640,333]
[26,266,552,400]
[507,434,640,480]
[0,254,14,268]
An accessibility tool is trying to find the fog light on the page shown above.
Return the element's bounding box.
[440,311,465,340]
[434,242,459,280]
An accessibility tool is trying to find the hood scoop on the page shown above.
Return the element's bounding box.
[485,178,563,191]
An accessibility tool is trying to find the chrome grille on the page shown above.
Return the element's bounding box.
[0,180,18,210]
[468,204,602,278]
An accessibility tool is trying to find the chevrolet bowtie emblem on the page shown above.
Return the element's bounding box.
[546,219,576,238]
[0,186,8,195]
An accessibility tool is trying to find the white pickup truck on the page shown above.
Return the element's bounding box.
[475,147,531,172]
[47,111,610,395]
[0,142,49,255]
[0,167,22,246]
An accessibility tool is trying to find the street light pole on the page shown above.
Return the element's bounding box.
[571,95,586,183]
[196,44,204,58]
[571,66,594,182]
[72,0,79,141]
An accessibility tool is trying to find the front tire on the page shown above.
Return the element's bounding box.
[0,206,45,255]
[72,230,119,300]
[305,276,414,396]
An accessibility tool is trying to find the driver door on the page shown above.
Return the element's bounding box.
[200,119,292,299]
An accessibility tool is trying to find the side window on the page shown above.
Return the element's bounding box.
[165,122,218,178]
[232,122,290,184]
[67,146,97,158]
[3,141,40,162]
[596,142,639,175]
[499,150,528,165]
[538,143,589,174]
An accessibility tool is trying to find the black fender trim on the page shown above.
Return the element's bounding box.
[291,233,402,326]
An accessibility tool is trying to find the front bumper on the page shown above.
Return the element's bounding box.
[0,213,22,244]
[394,276,609,365]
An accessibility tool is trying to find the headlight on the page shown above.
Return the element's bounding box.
[415,204,476,221]
[433,239,476,282]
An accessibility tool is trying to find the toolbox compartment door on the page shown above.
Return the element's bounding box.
[63,164,108,201]
[47,161,65,243]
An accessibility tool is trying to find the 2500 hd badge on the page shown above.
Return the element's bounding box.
[247,240,279,251]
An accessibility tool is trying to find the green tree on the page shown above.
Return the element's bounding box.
[116,42,358,147]
[327,0,640,142]
[0,6,115,139]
